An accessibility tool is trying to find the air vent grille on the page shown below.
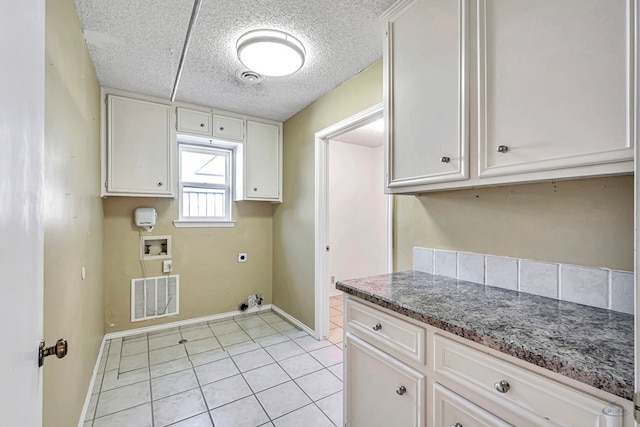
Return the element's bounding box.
[131,275,179,322]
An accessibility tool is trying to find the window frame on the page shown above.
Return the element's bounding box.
[176,142,234,226]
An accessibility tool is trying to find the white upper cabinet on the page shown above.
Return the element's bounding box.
[105,94,174,197]
[236,120,282,202]
[177,108,212,136]
[213,115,244,141]
[384,0,635,193]
[384,0,468,189]
[478,0,634,178]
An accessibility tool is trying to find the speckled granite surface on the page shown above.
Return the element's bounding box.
[336,271,634,401]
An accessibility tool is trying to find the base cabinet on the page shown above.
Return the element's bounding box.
[344,333,426,427]
[344,297,633,427]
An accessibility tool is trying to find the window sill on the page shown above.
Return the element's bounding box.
[173,220,236,228]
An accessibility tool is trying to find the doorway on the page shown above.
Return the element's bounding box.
[314,102,393,339]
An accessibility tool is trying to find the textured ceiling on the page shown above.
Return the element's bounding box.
[74,0,396,121]
[332,118,384,147]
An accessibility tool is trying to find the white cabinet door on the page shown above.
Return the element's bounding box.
[177,108,212,136]
[213,115,244,141]
[345,333,426,427]
[241,120,281,201]
[433,383,511,427]
[478,0,634,177]
[106,95,173,196]
[384,0,468,191]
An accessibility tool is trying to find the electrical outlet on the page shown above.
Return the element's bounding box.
[238,253,247,263]
[162,260,173,273]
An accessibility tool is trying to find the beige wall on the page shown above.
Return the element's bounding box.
[395,175,634,272]
[274,61,384,329]
[44,0,104,425]
[103,198,273,332]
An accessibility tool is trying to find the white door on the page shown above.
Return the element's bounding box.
[0,1,45,425]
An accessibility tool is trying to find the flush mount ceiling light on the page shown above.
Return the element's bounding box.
[237,29,306,77]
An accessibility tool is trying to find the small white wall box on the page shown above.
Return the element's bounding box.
[134,207,157,231]
[140,235,171,260]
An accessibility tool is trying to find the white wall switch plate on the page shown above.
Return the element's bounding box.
[162,260,173,273]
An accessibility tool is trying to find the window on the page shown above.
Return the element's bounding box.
[178,143,232,224]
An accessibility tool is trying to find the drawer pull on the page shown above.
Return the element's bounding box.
[372,323,382,331]
[395,385,406,396]
[441,156,450,163]
[494,380,510,393]
[496,145,509,153]
[450,424,463,427]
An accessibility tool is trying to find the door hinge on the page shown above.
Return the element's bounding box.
[635,392,640,422]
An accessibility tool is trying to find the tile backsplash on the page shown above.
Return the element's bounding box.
[413,247,634,314]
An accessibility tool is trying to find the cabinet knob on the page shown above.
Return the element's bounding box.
[395,385,407,396]
[157,182,163,187]
[450,424,463,427]
[372,323,382,331]
[494,380,510,393]
[200,123,205,127]
[496,145,509,153]
[253,188,258,192]
[441,156,450,163]
[219,126,225,131]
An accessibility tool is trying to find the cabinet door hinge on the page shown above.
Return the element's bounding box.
[634,392,640,423]
[104,181,109,190]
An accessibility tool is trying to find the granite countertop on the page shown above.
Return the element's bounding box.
[336,270,634,401]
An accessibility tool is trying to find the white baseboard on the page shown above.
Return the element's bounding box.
[271,305,318,339]
[104,304,273,340]
[77,335,107,427]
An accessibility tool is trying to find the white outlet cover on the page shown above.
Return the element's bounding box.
[162,260,173,273]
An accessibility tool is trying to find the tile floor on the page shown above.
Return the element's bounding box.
[85,294,344,427]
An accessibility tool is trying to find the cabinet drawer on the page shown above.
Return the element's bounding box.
[213,115,244,141]
[346,299,425,364]
[177,108,212,136]
[433,335,618,426]
[433,383,511,427]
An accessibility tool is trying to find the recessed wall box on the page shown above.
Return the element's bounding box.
[140,235,171,260]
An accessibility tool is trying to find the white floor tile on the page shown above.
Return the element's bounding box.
[152,368,199,400]
[256,381,311,419]
[328,363,343,381]
[217,330,252,347]
[150,344,188,366]
[246,325,278,340]
[149,327,180,337]
[119,352,149,372]
[258,312,284,324]
[185,337,221,356]
[168,412,213,426]
[278,353,323,379]
[224,341,262,356]
[264,341,305,361]
[181,326,214,341]
[316,391,343,427]
[149,332,183,350]
[201,374,252,409]
[92,371,104,394]
[270,321,296,333]
[209,320,242,336]
[189,348,229,366]
[255,334,290,348]
[121,337,148,357]
[295,369,342,401]
[93,403,152,427]
[150,357,193,379]
[272,403,334,427]
[153,388,207,427]
[236,316,268,330]
[242,363,290,393]
[101,367,149,392]
[294,336,332,352]
[232,348,275,372]
[309,345,343,367]
[95,381,150,418]
[210,395,270,427]
[195,357,239,386]
[283,330,308,340]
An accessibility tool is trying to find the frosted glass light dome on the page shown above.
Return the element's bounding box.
[237,29,305,77]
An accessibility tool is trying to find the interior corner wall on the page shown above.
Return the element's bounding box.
[274,60,384,330]
[44,0,104,425]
